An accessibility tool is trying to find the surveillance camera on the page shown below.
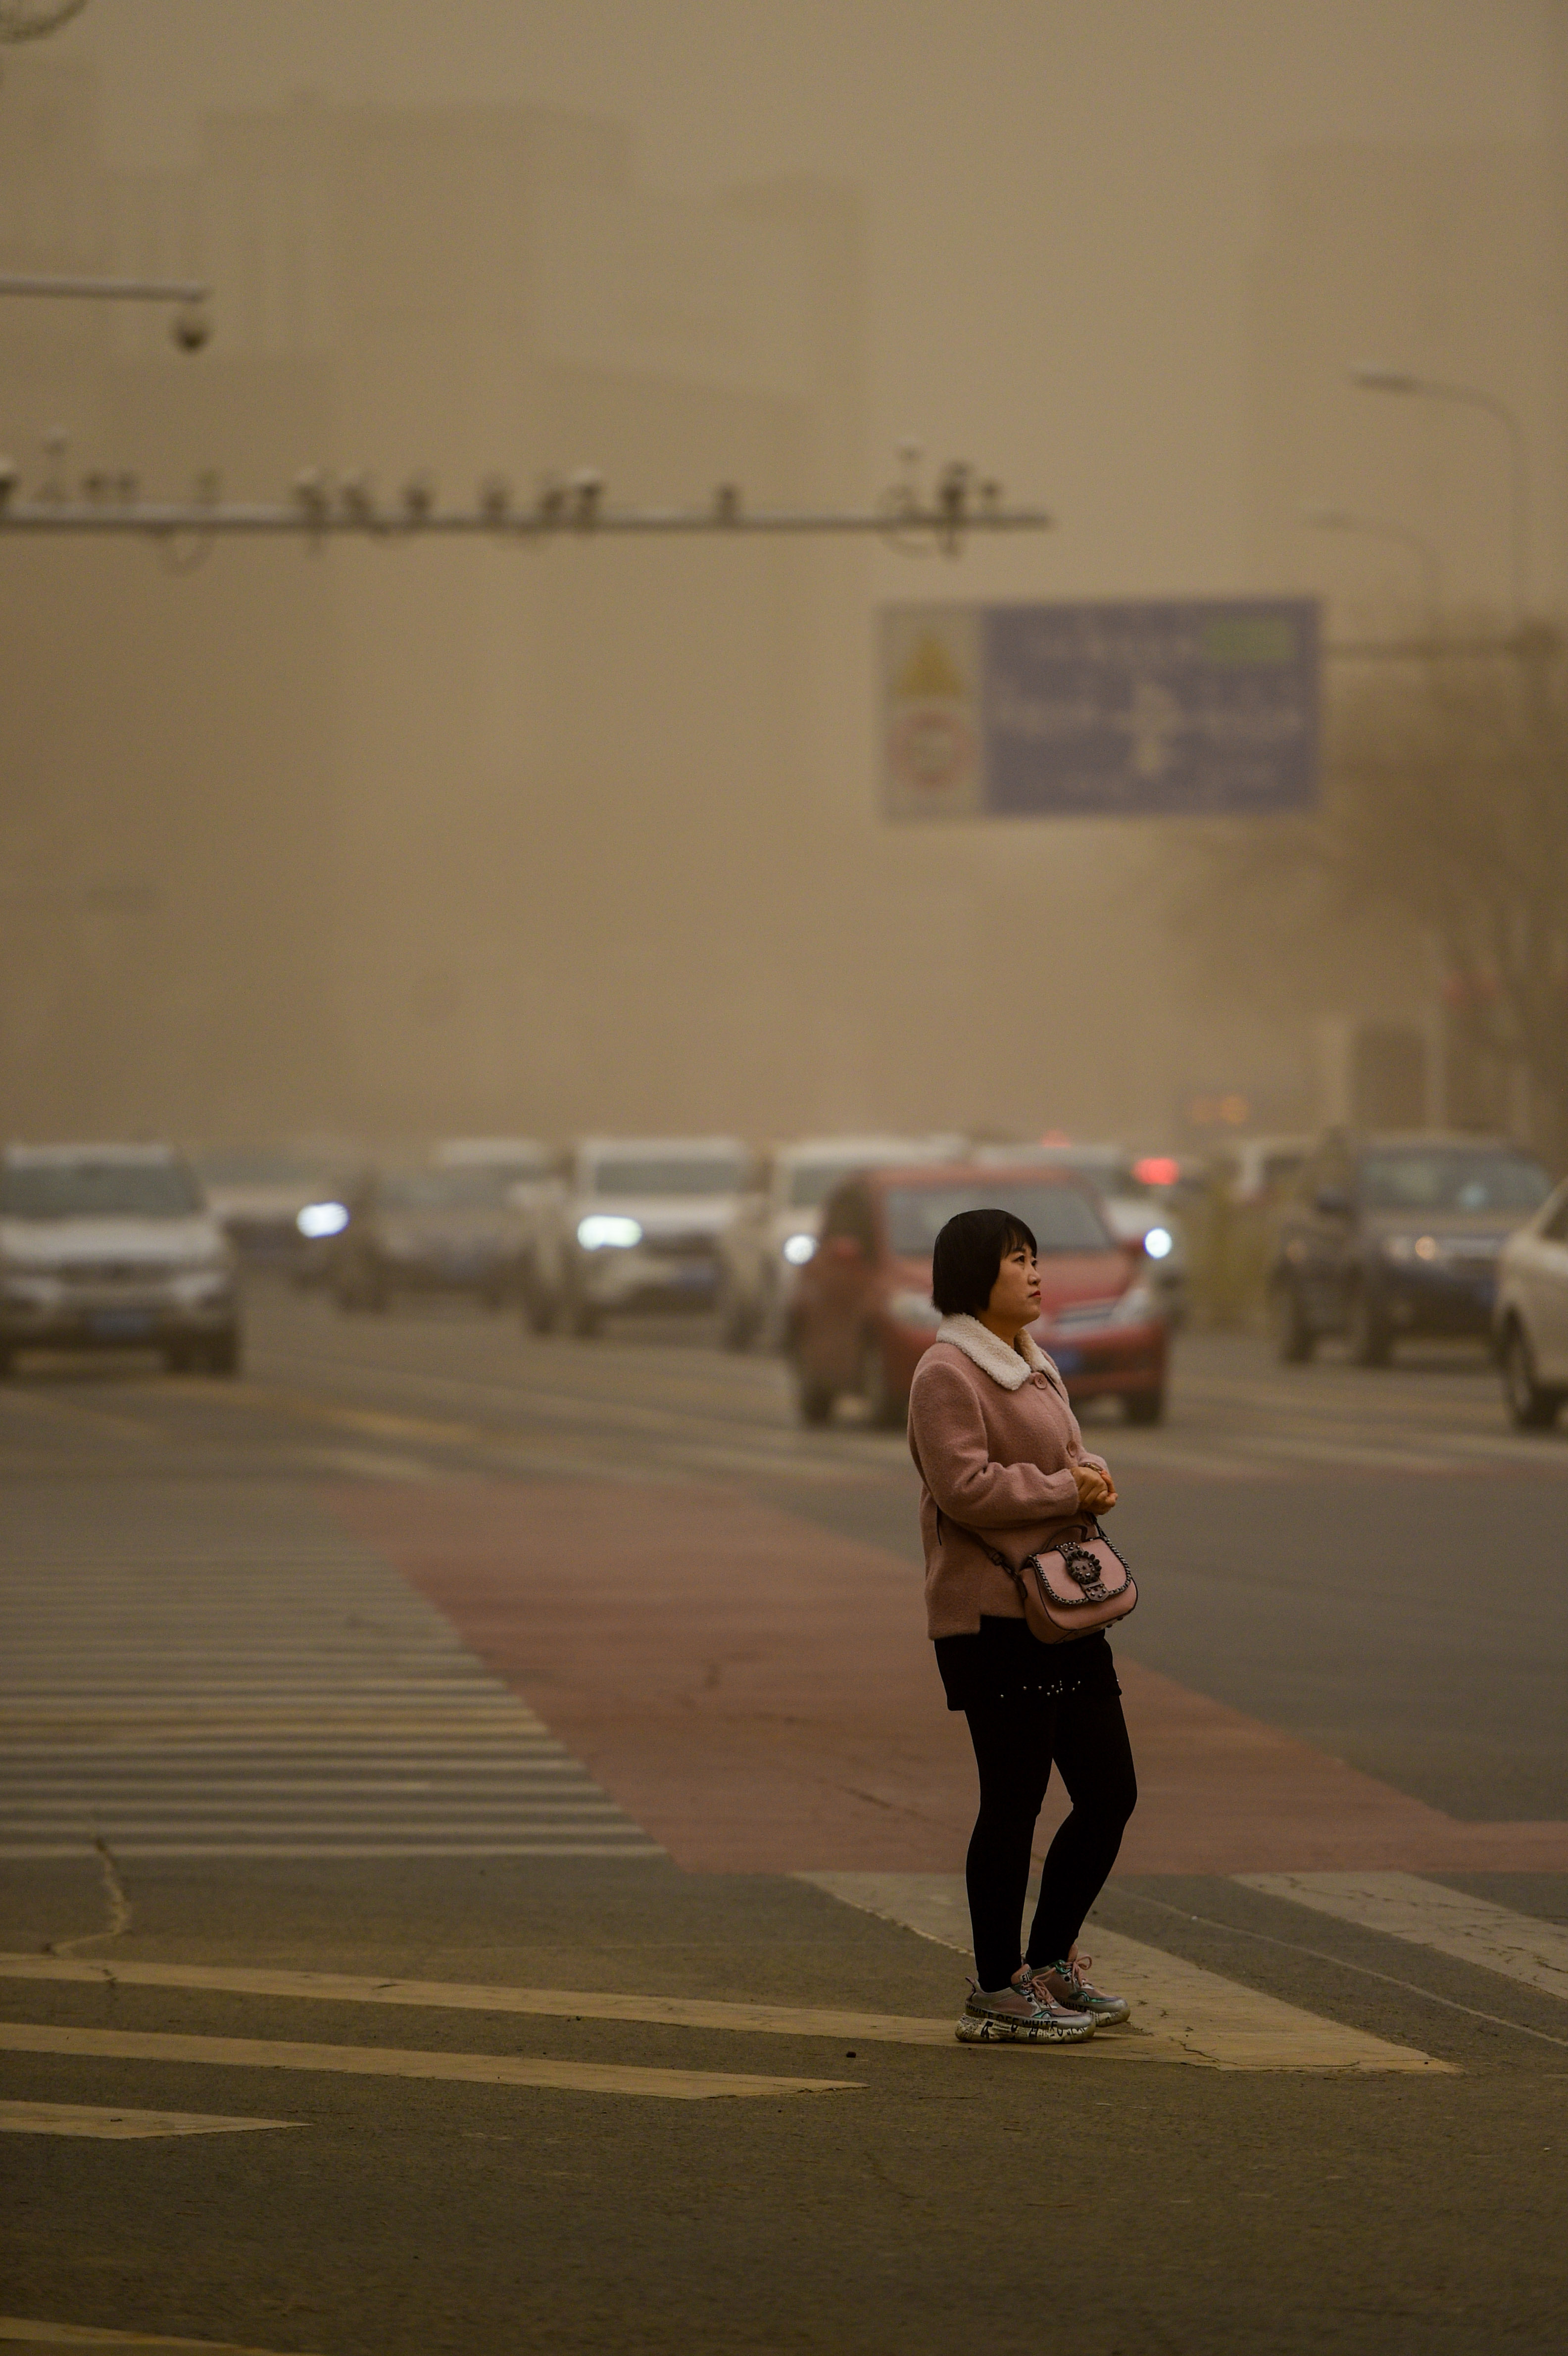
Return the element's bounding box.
[292,469,330,521]
[478,472,511,523]
[171,304,211,354]
[569,468,603,528]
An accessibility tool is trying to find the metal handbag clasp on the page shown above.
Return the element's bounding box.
[1057,1539,1111,1601]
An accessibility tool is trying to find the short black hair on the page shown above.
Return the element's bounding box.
[931,1207,1038,1317]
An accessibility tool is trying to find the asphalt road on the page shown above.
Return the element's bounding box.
[2,1282,1566,2356]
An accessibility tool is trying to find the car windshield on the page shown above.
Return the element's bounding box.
[195,1151,325,1187]
[883,1182,1113,1257]
[788,1161,869,1209]
[377,1168,513,1210]
[1000,1148,1142,1196]
[1261,1153,1308,1192]
[1360,1149,1551,1215]
[590,1158,746,1197]
[0,1161,203,1220]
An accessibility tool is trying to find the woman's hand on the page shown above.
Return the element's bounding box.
[1072,1461,1118,1513]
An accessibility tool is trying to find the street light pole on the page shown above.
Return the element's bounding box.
[1349,364,1529,627]
[1300,503,1443,618]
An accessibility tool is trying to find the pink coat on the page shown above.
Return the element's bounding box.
[907,1314,1112,1639]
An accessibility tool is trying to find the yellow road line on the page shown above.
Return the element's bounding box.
[799,1872,1453,2072]
[305,1448,442,1483]
[213,1376,878,1487]
[0,2101,298,2140]
[0,1952,952,2046]
[0,1389,165,1443]
[0,2021,860,2100]
[0,2323,323,2354]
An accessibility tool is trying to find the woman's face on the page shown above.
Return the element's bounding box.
[986,1240,1041,1334]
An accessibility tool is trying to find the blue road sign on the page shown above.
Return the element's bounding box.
[881,598,1319,820]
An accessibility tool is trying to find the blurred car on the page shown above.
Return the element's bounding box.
[974,1140,1189,1322]
[522,1137,754,1337]
[788,1159,1167,1429]
[1493,1176,1568,1429]
[1268,1130,1553,1366]
[331,1161,530,1312]
[191,1143,356,1267]
[433,1136,557,1192]
[1210,1133,1315,1209]
[0,1142,239,1375]
[716,1133,964,1351]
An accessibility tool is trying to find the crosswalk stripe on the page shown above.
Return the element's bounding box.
[0,2319,325,2352]
[0,2102,299,2140]
[799,1872,1452,2072]
[0,1845,663,1860]
[0,1952,959,2046]
[0,2022,861,2101]
[1237,1872,1568,2003]
[0,1494,659,1860]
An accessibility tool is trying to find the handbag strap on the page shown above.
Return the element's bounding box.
[933,1506,1102,1579]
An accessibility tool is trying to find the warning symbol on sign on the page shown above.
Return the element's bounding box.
[881,607,983,818]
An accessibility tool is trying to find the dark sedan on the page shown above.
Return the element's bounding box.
[1268,1132,1552,1366]
[331,1164,528,1312]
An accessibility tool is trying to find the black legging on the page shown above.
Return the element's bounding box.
[963,1683,1137,1992]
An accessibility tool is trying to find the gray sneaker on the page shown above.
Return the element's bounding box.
[956,1976,1095,2045]
[1029,1955,1131,2026]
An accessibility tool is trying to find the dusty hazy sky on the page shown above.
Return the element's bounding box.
[51,1,1564,604]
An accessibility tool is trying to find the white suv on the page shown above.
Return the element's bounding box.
[1495,1177,1568,1429]
[0,1143,240,1375]
[521,1137,753,1338]
[717,1135,964,1351]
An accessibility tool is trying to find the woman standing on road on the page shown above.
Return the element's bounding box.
[908,1207,1137,2044]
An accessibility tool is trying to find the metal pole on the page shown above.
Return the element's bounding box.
[0,493,1052,544]
[0,274,212,304]
[1349,367,1530,626]
[1301,505,1443,618]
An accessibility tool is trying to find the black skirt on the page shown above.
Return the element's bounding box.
[933,1619,1119,1713]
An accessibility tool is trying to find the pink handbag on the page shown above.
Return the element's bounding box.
[940,1513,1138,1646]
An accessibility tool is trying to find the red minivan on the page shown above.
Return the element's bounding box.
[787,1160,1167,1429]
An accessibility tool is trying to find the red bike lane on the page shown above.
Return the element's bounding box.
[326,1476,1568,1877]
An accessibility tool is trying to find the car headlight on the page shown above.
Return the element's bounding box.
[297,1201,350,1239]
[1383,1233,1440,1264]
[1142,1226,1175,1261]
[1109,1282,1160,1326]
[888,1289,941,1331]
[781,1232,817,1267]
[578,1215,642,1251]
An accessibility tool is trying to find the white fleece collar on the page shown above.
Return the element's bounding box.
[935,1313,1055,1391]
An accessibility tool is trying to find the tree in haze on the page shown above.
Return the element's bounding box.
[1176,623,1568,1173]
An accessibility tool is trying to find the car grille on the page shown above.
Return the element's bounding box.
[1432,1236,1503,1262]
[59,1261,179,1285]
[223,1216,298,1249]
[640,1235,717,1263]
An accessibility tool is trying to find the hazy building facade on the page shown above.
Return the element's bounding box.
[3,54,1562,1156]
[0,59,867,1146]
